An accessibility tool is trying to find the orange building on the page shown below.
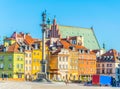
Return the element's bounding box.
[78,47,96,82]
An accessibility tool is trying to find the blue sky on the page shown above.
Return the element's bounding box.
[0,0,120,51]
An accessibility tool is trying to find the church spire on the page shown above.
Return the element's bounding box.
[53,15,56,25]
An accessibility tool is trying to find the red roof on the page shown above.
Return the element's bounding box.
[24,35,35,45]
[7,42,20,52]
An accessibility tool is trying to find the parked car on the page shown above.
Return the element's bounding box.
[84,81,92,86]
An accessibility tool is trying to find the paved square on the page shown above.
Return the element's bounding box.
[0,81,117,89]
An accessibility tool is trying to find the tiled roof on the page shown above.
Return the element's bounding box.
[97,49,117,62]
[60,40,70,49]
[24,35,35,45]
[11,32,25,38]
[75,45,87,50]
[7,42,20,52]
[58,25,100,50]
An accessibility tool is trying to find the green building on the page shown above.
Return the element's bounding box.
[0,52,13,78]
[0,43,25,79]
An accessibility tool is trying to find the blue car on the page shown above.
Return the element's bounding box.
[84,81,92,86]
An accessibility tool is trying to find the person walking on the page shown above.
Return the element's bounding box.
[65,79,68,85]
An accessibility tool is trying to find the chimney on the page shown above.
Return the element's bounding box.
[26,33,30,36]
[66,36,69,41]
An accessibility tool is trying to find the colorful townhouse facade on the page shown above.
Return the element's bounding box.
[97,49,120,82]
[49,48,69,81]
[0,32,45,80]
[48,35,97,82]
[78,47,96,81]
[0,42,24,79]
[31,41,42,80]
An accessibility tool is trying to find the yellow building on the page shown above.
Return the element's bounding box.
[68,50,79,81]
[31,40,50,80]
[31,41,42,80]
[13,53,24,79]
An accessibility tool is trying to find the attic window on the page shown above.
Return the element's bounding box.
[81,50,84,54]
[72,40,76,44]
[111,56,113,59]
[104,56,106,58]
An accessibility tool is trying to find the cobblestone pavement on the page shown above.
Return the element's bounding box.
[0,81,117,89]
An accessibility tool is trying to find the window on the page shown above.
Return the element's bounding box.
[25,53,28,57]
[0,63,4,69]
[29,66,31,71]
[34,59,36,62]
[66,65,68,69]
[17,64,19,68]
[34,52,36,55]
[102,69,105,74]
[63,57,65,62]
[59,57,61,61]
[17,56,20,60]
[110,64,112,67]
[37,53,39,55]
[97,69,100,74]
[26,67,28,71]
[102,64,104,67]
[110,69,112,73]
[29,60,31,64]
[29,54,31,57]
[117,69,120,74]
[8,56,12,61]
[59,65,61,69]
[21,57,23,61]
[66,56,68,62]
[26,60,28,64]
[63,65,65,69]
[0,56,4,61]
[72,40,76,44]
[8,64,12,69]
[107,64,109,67]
